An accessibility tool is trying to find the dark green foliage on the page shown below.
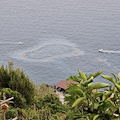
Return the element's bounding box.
[17,93,67,119]
[43,93,60,105]
[33,97,43,109]
[34,82,55,98]
[5,108,18,119]
[43,93,62,113]
[0,62,35,106]
[9,70,35,105]
[2,62,120,119]
[0,65,10,88]
[1,88,26,108]
[37,93,65,113]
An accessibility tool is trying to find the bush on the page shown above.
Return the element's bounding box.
[0,65,10,88]
[9,69,35,105]
[5,108,18,119]
[34,83,55,98]
[0,62,35,105]
[1,88,26,108]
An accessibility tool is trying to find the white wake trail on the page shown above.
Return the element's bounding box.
[100,50,120,54]
[0,42,21,45]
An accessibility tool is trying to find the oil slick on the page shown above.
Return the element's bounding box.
[11,39,84,62]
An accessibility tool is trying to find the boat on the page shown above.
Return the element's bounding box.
[18,42,23,45]
[99,49,104,52]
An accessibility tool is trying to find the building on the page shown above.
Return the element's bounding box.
[55,80,78,104]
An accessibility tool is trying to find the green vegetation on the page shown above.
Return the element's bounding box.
[0,62,66,119]
[0,62,120,119]
[65,70,120,120]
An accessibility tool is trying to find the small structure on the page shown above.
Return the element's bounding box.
[1,103,8,111]
[55,80,78,90]
[55,80,78,104]
[0,93,14,120]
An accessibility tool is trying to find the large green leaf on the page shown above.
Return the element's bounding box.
[102,99,115,112]
[118,72,120,80]
[88,83,110,90]
[93,114,100,120]
[114,82,120,92]
[78,70,87,81]
[111,73,118,82]
[66,84,83,93]
[66,86,83,96]
[102,91,112,101]
[72,97,85,108]
[94,102,100,109]
[87,74,93,80]
[92,71,103,78]
[93,91,103,98]
[81,77,93,86]
[102,75,120,92]
[108,99,115,108]
[101,75,115,84]
[66,75,81,82]
[117,81,120,85]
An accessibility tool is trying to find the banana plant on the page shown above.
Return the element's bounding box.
[101,73,120,119]
[65,70,104,106]
[65,70,118,120]
[102,73,120,92]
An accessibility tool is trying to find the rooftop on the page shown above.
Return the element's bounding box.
[55,80,78,89]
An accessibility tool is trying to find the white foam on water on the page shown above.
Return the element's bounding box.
[101,50,120,54]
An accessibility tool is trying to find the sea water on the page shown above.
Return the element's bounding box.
[0,0,120,85]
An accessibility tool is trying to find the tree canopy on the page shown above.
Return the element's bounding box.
[0,62,35,105]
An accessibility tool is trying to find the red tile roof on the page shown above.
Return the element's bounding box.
[55,80,78,89]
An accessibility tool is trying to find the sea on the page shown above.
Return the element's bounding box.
[0,0,120,85]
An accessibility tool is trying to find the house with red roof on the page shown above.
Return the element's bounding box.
[55,80,78,90]
[55,80,78,104]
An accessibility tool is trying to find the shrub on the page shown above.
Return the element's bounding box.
[9,69,35,105]
[34,83,55,98]
[0,62,35,105]
[0,65,10,88]
[1,88,26,108]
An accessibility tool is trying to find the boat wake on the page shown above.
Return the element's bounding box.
[0,42,23,45]
[99,49,120,54]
